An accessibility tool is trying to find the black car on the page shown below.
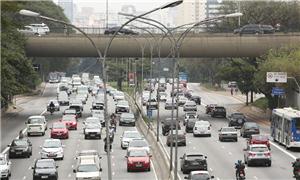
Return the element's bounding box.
[240,122,260,138]
[211,106,226,118]
[166,130,186,146]
[180,153,208,174]
[8,138,32,158]
[69,105,82,117]
[162,118,181,136]
[234,24,275,35]
[104,27,138,35]
[190,95,201,105]
[185,119,197,133]
[228,113,247,129]
[32,159,58,180]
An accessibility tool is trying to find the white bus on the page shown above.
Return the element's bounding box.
[271,107,300,149]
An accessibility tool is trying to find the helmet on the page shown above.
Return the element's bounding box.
[238,160,242,164]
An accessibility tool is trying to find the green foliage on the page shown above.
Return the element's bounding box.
[252,97,268,110]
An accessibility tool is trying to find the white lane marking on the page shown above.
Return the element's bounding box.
[23,176,26,180]
[112,172,115,176]
[221,146,225,149]
[150,160,159,180]
[209,168,213,171]
[2,109,46,154]
[112,163,115,166]
[270,141,297,160]
[68,174,71,178]
[228,152,232,155]
[253,176,258,180]
[188,141,192,144]
[193,147,196,150]
[28,166,31,170]
[216,178,220,180]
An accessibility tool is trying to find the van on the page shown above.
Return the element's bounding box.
[26,116,47,136]
[193,120,211,137]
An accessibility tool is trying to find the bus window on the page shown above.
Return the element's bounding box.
[284,119,290,133]
[295,118,300,131]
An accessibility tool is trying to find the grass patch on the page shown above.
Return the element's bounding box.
[202,83,226,91]
[252,97,268,110]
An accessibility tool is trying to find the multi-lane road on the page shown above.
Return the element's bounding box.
[1,83,157,180]
[141,83,297,180]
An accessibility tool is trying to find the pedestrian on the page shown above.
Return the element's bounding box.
[19,130,24,139]
[235,88,238,95]
[230,88,233,96]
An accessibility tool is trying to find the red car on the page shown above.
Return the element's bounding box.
[60,115,77,130]
[50,122,69,139]
[63,109,78,119]
[126,149,151,172]
[248,134,270,149]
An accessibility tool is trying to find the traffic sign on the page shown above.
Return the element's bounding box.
[272,87,285,96]
[147,109,152,118]
[163,68,169,72]
[266,72,287,83]
[179,72,188,83]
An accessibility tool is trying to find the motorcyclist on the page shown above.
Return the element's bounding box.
[49,101,55,109]
[235,160,245,178]
[104,135,113,152]
[292,158,300,177]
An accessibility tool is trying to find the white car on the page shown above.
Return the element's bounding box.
[185,171,214,180]
[159,92,167,101]
[193,120,211,137]
[115,100,130,114]
[114,91,125,101]
[73,155,102,180]
[0,153,11,179]
[183,101,197,112]
[127,138,150,154]
[244,144,271,167]
[91,110,105,126]
[184,112,198,125]
[177,96,188,106]
[40,139,64,160]
[120,131,143,149]
[26,115,47,136]
[83,117,102,133]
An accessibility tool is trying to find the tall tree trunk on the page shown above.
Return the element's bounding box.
[246,92,249,106]
[250,90,254,103]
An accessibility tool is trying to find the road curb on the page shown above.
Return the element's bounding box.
[125,94,174,180]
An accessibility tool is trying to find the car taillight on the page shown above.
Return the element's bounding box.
[249,153,255,157]
[264,152,271,156]
[208,127,210,130]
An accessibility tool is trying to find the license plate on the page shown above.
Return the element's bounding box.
[191,162,199,165]
[57,133,61,135]
[90,134,95,136]
[256,153,263,156]
[41,176,48,179]
[136,164,142,167]
[16,152,22,155]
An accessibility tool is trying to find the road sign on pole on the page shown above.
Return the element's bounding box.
[271,87,285,96]
[147,109,152,118]
[266,72,287,83]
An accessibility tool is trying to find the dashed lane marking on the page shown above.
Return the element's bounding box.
[23,176,26,180]
[228,152,232,155]
[150,160,159,180]
[68,174,72,178]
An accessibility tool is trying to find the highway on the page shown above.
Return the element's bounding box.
[1,83,157,180]
[141,83,297,180]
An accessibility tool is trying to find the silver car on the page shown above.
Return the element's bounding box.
[218,127,238,142]
[40,139,64,160]
[0,153,11,179]
[120,131,142,149]
[244,144,271,167]
[183,101,197,112]
[119,113,135,126]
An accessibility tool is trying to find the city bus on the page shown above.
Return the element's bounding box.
[271,108,300,149]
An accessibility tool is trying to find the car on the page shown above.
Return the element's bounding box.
[184,171,214,180]
[115,100,130,114]
[183,101,197,112]
[158,92,167,101]
[73,154,102,180]
[158,85,166,92]
[8,138,32,158]
[180,153,208,174]
[91,110,105,127]
[119,112,136,126]
[247,134,270,149]
[211,106,226,118]
[165,99,177,110]
[91,100,104,110]
[83,117,102,133]
[69,104,83,117]
[234,24,275,35]
[26,115,47,136]
[166,130,186,146]
[146,98,158,110]
[205,104,217,114]
[126,149,151,172]
[184,90,193,99]
[40,139,64,160]
[228,113,247,129]
[47,99,60,111]
[18,26,40,36]
[76,93,87,104]
[218,127,238,142]
[50,122,69,139]
[63,108,78,118]
[84,123,102,139]
[162,118,181,136]
[113,91,125,101]
[185,118,197,133]
[32,159,58,180]
[75,150,101,159]
[228,81,237,88]
[176,96,188,106]
[128,138,150,153]
[0,153,11,179]
[104,26,138,35]
[189,95,201,105]
[184,112,198,126]
[240,122,260,138]
[60,114,77,130]
[193,120,211,137]
[57,91,69,106]
[170,88,182,97]
[244,144,271,167]
[120,131,143,149]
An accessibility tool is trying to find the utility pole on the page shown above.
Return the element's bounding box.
[106,0,108,29]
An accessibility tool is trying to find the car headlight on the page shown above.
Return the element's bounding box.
[1,168,9,173]
[42,150,48,154]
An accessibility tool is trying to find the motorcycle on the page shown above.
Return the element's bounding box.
[104,137,113,152]
[236,169,246,180]
[49,106,55,115]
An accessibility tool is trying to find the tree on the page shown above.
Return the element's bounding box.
[254,47,300,109]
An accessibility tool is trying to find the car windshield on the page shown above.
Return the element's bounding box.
[185,101,195,105]
[117,101,128,106]
[36,161,54,169]
[121,113,134,119]
[77,164,98,172]
[62,115,75,121]
[124,132,140,138]
[251,146,268,152]
[129,140,147,147]
[86,118,99,123]
[28,118,43,124]
[245,123,258,128]
[65,109,76,114]
[159,92,167,96]
[116,92,124,96]
[191,173,210,180]
[222,128,236,132]
[12,139,28,146]
[129,150,147,157]
[43,140,61,148]
[53,123,66,129]
[215,107,225,111]
[86,124,100,129]
[252,135,268,141]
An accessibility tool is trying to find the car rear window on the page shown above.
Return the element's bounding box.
[252,135,268,141]
[245,123,258,128]
[251,146,268,152]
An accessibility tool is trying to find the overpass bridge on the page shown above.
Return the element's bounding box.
[25,33,300,58]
